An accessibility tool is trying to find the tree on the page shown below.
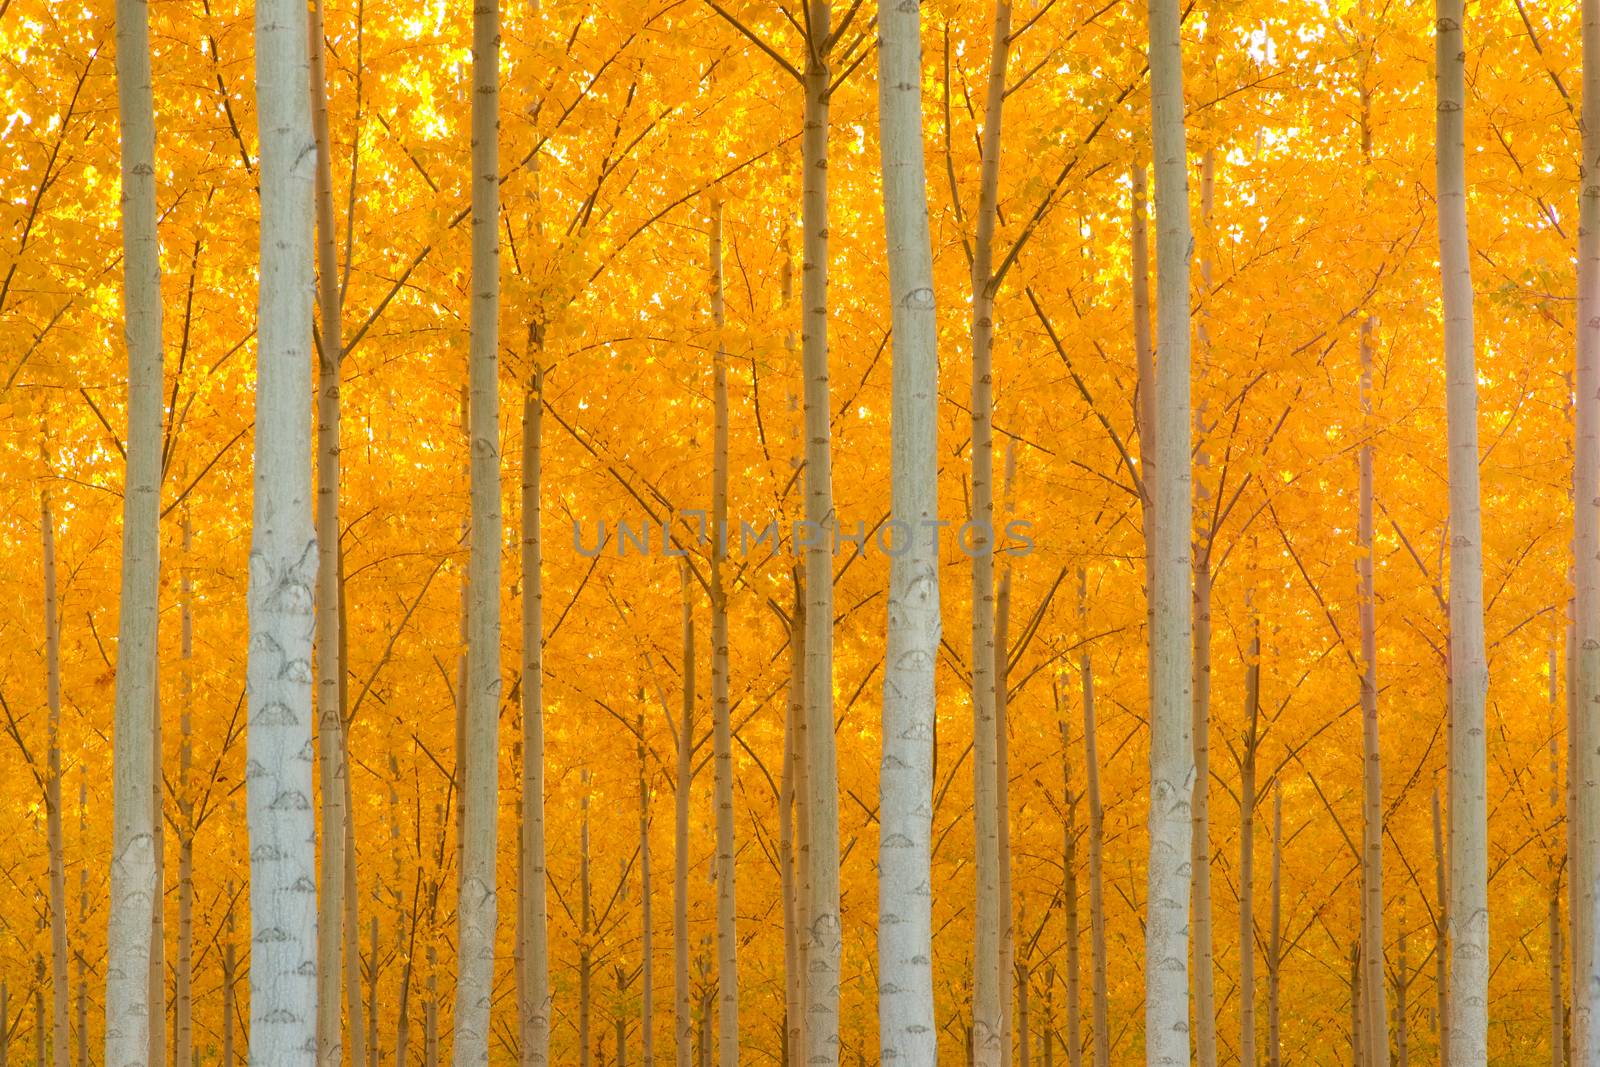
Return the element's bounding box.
[105,0,164,1058]
[1435,4,1489,1065]
[248,0,320,1057]
[1145,3,1196,1067]
[876,0,941,1059]
[453,0,505,1054]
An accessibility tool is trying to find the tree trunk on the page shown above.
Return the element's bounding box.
[308,0,348,1056]
[1146,1,1196,1064]
[1573,0,1600,1062]
[453,0,503,1054]
[224,899,237,1067]
[1435,7,1489,1063]
[707,199,739,1067]
[1432,787,1448,1067]
[1553,638,1567,1067]
[522,359,550,1067]
[1061,713,1081,1067]
[785,586,808,1067]
[1079,573,1109,1067]
[106,0,164,1052]
[968,6,1012,1065]
[1397,910,1409,1067]
[1239,611,1260,1067]
[248,0,319,1058]
[875,0,941,1057]
[1267,785,1281,1067]
[996,447,1017,1067]
[639,715,654,1067]
[801,6,842,1065]
[581,773,593,1067]
[1358,307,1388,1067]
[1016,962,1030,1067]
[175,508,195,1067]
[42,478,69,1067]
[676,566,696,1067]
[1191,145,1216,1067]
[77,777,87,1067]
[424,947,438,1067]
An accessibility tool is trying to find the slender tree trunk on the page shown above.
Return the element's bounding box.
[175,508,195,1067]
[1079,574,1109,1067]
[1239,612,1260,1067]
[1190,148,1216,1067]
[309,0,348,1056]
[1016,963,1030,1067]
[787,587,809,1067]
[106,0,164,1051]
[42,478,69,1067]
[707,199,739,1067]
[1553,638,1567,1067]
[1146,1,1196,1063]
[1358,308,1389,1067]
[581,773,593,1067]
[453,0,503,1053]
[968,7,1012,1065]
[1351,943,1362,1065]
[675,567,695,1067]
[248,0,319,1058]
[424,947,438,1067]
[1397,913,1410,1067]
[1061,714,1081,1067]
[1573,1,1600,1062]
[344,763,366,1067]
[76,777,87,1067]
[1267,785,1281,1067]
[996,448,1017,1067]
[876,0,941,1057]
[522,358,550,1067]
[801,6,842,1064]
[1432,787,1449,1067]
[150,678,165,1067]
[639,715,654,1067]
[1435,8,1489,1063]
[224,901,237,1067]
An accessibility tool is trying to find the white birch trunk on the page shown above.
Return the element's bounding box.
[106,0,164,1054]
[1146,1,1196,1063]
[176,508,195,1067]
[249,0,320,1057]
[1435,6,1489,1064]
[801,5,842,1063]
[875,0,940,1058]
[1359,309,1389,1067]
[452,0,503,1053]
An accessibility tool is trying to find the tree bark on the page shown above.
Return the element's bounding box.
[1574,0,1600,1062]
[522,360,551,1067]
[1553,638,1567,1067]
[675,566,695,1067]
[1239,611,1260,1067]
[1061,712,1081,1067]
[175,507,195,1067]
[453,0,503,1054]
[1432,786,1449,1067]
[639,715,654,1067]
[1146,1,1196,1064]
[106,0,164,1053]
[875,0,941,1057]
[801,6,842,1064]
[308,0,349,1056]
[42,474,69,1067]
[249,0,320,1058]
[708,198,739,1067]
[968,6,1012,1065]
[1079,573,1109,1067]
[1268,785,1281,1067]
[1435,6,1489,1063]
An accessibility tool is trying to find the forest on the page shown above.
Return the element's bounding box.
[1,0,1595,1064]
